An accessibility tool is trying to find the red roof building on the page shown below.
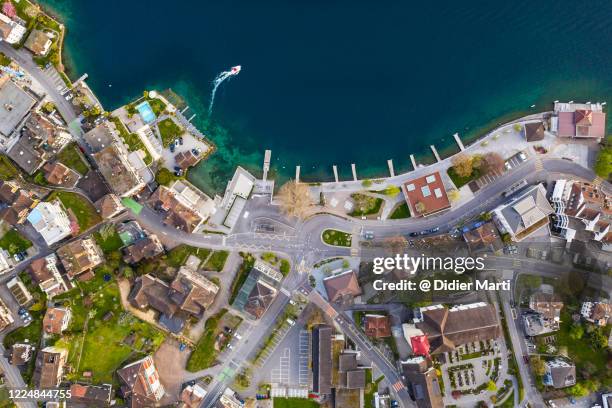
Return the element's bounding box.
[410,335,430,357]
[557,110,606,140]
[401,172,450,217]
[364,314,391,338]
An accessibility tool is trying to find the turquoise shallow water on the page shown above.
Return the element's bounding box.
[41,0,611,194]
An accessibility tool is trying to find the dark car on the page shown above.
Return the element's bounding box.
[409,232,419,237]
[169,142,176,153]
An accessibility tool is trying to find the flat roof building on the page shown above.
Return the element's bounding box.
[93,143,145,197]
[401,172,450,217]
[27,200,72,245]
[0,79,36,139]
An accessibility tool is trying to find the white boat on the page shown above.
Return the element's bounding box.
[230,65,241,75]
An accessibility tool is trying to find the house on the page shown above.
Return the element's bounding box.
[402,356,443,408]
[117,220,146,246]
[27,200,72,245]
[28,254,69,297]
[581,302,611,326]
[117,355,165,407]
[364,314,391,338]
[401,172,451,217]
[9,343,35,365]
[312,324,333,395]
[42,307,71,334]
[219,166,256,230]
[492,183,553,241]
[69,383,113,407]
[169,265,219,317]
[83,121,119,153]
[0,79,36,140]
[123,234,164,264]
[0,248,10,273]
[232,261,282,320]
[0,297,13,331]
[218,388,245,408]
[24,29,53,56]
[175,149,202,170]
[524,121,545,142]
[337,352,366,389]
[554,102,606,140]
[543,358,576,389]
[243,278,277,320]
[93,143,145,197]
[529,293,563,321]
[323,270,362,304]
[95,193,124,219]
[414,303,501,354]
[42,162,80,188]
[463,221,503,254]
[0,12,26,44]
[180,383,207,408]
[6,276,32,306]
[57,237,103,278]
[0,180,39,225]
[410,334,430,357]
[147,180,216,233]
[129,274,182,332]
[8,112,72,174]
[32,347,67,388]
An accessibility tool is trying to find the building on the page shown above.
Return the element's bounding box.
[6,276,32,306]
[581,302,611,326]
[323,270,362,304]
[69,383,113,407]
[523,313,559,337]
[243,278,277,320]
[364,314,391,338]
[217,388,245,408]
[179,384,206,408]
[0,297,14,331]
[175,149,202,170]
[24,29,53,56]
[0,248,10,273]
[32,347,67,388]
[529,293,563,321]
[524,121,545,142]
[123,234,164,264]
[219,167,255,230]
[554,102,606,140]
[337,352,366,389]
[42,307,71,334]
[463,221,503,254]
[8,112,72,174]
[312,324,333,395]
[543,358,576,389]
[57,237,103,279]
[0,79,36,140]
[232,260,282,320]
[402,356,443,408]
[401,172,450,217]
[83,121,118,153]
[117,355,165,407]
[0,12,26,44]
[147,181,216,233]
[27,200,72,245]
[95,194,124,219]
[28,254,69,297]
[0,180,39,225]
[492,183,553,241]
[414,303,501,354]
[93,143,145,197]
[42,162,80,188]
[169,265,219,317]
[410,334,430,357]
[9,343,35,365]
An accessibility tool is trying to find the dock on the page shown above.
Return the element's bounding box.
[410,154,417,170]
[333,165,339,183]
[430,145,441,162]
[295,166,300,183]
[453,133,465,151]
[263,150,271,182]
[387,160,395,177]
[351,163,357,181]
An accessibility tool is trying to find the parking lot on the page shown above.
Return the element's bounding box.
[257,322,308,388]
[475,151,528,189]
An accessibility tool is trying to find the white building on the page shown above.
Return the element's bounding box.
[0,247,12,273]
[218,388,245,408]
[218,167,255,230]
[0,297,14,331]
[168,179,217,222]
[27,200,72,245]
[581,301,611,327]
[0,13,26,44]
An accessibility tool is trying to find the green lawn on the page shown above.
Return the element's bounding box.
[273,398,320,408]
[447,167,481,188]
[166,244,212,267]
[56,143,89,175]
[93,225,124,253]
[109,116,153,165]
[322,229,352,247]
[350,193,384,217]
[204,250,229,271]
[260,252,290,276]
[147,97,167,116]
[389,202,411,219]
[0,155,18,180]
[46,191,101,232]
[0,51,11,66]
[0,229,32,255]
[364,369,385,408]
[186,309,232,371]
[157,118,183,147]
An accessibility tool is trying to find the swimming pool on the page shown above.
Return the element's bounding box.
[136,101,156,124]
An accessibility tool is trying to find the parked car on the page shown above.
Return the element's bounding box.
[286,318,295,326]
[505,161,512,170]
[364,231,375,240]
[409,232,419,237]
[169,142,176,153]
[518,152,527,161]
[234,333,242,340]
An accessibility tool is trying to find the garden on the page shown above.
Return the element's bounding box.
[349,193,384,217]
[0,229,32,255]
[46,191,101,232]
[56,143,89,175]
[322,229,352,247]
[157,118,184,147]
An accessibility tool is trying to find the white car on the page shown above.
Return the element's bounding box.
[286,318,296,326]
[505,161,512,170]
[518,152,527,161]
[234,333,242,340]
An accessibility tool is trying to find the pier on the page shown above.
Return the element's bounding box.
[453,133,465,151]
[263,150,271,182]
[295,166,300,182]
[333,165,339,183]
[351,163,357,181]
[387,160,395,177]
[430,145,441,162]
[410,154,417,170]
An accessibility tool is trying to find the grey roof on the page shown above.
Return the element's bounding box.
[0,80,36,137]
[312,324,332,395]
[83,122,117,153]
[403,361,443,408]
[7,135,42,174]
[498,184,553,236]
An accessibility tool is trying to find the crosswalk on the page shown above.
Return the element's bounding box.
[534,158,543,171]
[392,380,406,392]
[592,176,604,187]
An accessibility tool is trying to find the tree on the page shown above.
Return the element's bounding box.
[513,123,523,133]
[482,152,505,174]
[569,323,584,340]
[155,168,178,186]
[530,356,547,376]
[594,137,612,180]
[451,154,474,178]
[589,328,608,349]
[277,180,312,219]
[447,189,460,203]
[486,380,497,392]
[414,201,427,214]
[362,179,373,188]
[566,383,589,398]
[522,275,542,289]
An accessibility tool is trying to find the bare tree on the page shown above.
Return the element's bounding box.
[482,152,505,174]
[451,153,474,178]
[277,180,312,219]
[447,189,460,203]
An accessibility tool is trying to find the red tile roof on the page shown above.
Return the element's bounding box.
[364,314,391,338]
[410,335,430,357]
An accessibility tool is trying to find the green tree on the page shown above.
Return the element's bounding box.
[594,137,612,179]
[567,383,589,397]
[486,380,497,392]
[569,323,584,340]
[530,356,547,376]
[362,179,373,188]
[589,328,608,349]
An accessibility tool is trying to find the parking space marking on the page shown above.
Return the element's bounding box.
[271,348,291,384]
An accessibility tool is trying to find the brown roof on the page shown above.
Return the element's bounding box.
[169,267,219,316]
[42,162,80,187]
[463,222,503,254]
[93,143,144,197]
[56,237,103,278]
[116,356,161,408]
[403,359,444,408]
[10,343,34,365]
[95,194,124,219]
[0,181,37,225]
[69,383,113,406]
[128,274,178,317]
[42,307,69,334]
[123,235,164,264]
[174,150,201,170]
[524,122,545,142]
[24,29,51,55]
[28,258,55,284]
[402,172,450,217]
[33,347,66,389]
[364,314,392,338]
[591,303,611,323]
[416,304,501,354]
[147,186,204,233]
[323,270,362,303]
[244,279,277,319]
[529,293,563,320]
